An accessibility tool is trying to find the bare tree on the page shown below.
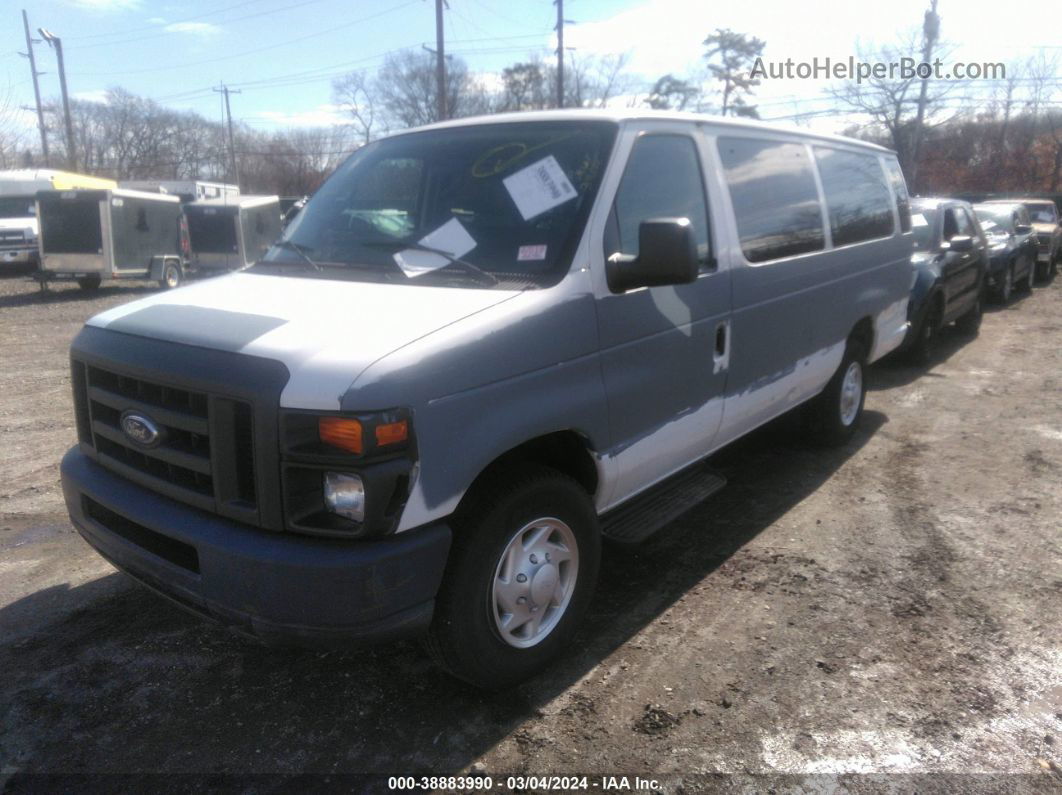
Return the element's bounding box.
[827,34,956,182]
[332,71,378,144]
[0,84,29,169]
[373,50,489,129]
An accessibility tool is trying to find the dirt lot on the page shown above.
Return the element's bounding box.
[1,272,1060,790]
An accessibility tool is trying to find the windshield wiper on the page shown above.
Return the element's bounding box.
[270,240,321,271]
[363,240,499,286]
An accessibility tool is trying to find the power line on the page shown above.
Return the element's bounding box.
[75,0,419,77]
[65,0,278,41]
[66,0,331,51]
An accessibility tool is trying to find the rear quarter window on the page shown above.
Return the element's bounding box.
[814,147,895,246]
[717,137,824,263]
[882,158,912,233]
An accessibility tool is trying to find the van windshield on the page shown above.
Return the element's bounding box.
[258,121,616,288]
[0,196,36,219]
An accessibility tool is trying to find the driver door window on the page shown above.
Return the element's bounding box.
[606,134,712,269]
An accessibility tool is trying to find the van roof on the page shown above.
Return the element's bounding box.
[394,108,895,154]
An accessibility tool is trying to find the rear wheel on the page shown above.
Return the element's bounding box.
[77,275,101,291]
[955,291,982,336]
[804,338,867,447]
[160,260,183,290]
[425,465,600,689]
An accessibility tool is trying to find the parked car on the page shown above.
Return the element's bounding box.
[36,187,188,290]
[901,198,987,364]
[985,198,1061,282]
[59,110,913,688]
[972,202,1037,302]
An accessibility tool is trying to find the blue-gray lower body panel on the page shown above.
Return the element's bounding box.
[60,447,451,646]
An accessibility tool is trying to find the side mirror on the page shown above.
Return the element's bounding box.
[1015,223,1032,234]
[947,235,974,252]
[606,217,699,293]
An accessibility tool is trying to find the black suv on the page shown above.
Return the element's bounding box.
[973,202,1038,302]
[902,198,988,364]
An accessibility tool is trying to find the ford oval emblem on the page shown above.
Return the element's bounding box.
[120,411,162,448]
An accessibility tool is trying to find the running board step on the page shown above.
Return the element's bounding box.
[600,466,726,545]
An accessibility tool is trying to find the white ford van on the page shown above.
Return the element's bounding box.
[61,110,912,688]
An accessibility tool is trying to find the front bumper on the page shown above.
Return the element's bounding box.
[61,446,451,646]
[0,247,37,266]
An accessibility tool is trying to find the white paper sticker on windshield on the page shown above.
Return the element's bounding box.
[503,155,577,221]
[911,213,928,227]
[393,217,477,278]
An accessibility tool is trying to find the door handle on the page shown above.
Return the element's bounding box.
[715,322,727,358]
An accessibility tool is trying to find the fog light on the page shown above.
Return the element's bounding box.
[323,472,364,522]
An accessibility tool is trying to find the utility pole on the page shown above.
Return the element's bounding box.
[21,10,49,167]
[909,0,939,192]
[554,0,564,108]
[38,28,75,171]
[434,0,447,121]
[214,83,241,188]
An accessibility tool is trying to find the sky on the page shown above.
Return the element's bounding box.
[1,0,1060,141]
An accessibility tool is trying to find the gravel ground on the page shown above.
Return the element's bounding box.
[0,272,1060,791]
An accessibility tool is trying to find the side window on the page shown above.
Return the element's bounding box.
[717,137,824,263]
[608,134,711,267]
[942,209,959,240]
[813,147,895,246]
[882,158,912,233]
[954,208,973,237]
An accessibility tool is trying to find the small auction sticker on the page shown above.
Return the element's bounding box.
[517,244,547,261]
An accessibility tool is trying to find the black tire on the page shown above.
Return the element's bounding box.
[955,291,982,336]
[803,338,867,447]
[425,465,601,689]
[77,275,101,291]
[907,300,941,367]
[994,264,1012,304]
[160,260,183,290]
[1019,256,1035,293]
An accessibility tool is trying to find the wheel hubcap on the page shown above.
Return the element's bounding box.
[491,517,578,649]
[839,361,862,426]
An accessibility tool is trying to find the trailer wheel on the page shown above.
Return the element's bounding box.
[160,260,183,290]
[77,275,101,291]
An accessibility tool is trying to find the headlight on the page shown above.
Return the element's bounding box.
[323,472,365,522]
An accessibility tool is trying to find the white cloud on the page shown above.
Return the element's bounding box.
[147,16,166,24]
[66,0,142,10]
[164,22,221,36]
[249,104,347,128]
[72,90,109,103]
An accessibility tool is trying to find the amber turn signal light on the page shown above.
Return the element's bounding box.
[375,419,409,447]
[319,417,363,454]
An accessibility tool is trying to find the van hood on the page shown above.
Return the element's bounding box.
[86,271,523,410]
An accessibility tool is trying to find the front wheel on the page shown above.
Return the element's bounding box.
[425,466,601,689]
[1020,256,1035,293]
[955,292,982,336]
[77,275,101,291]
[994,264,1013,304]
[804,339,867,447]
